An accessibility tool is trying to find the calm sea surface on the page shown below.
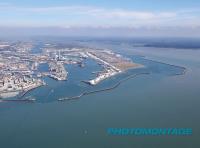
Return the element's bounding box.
[0,42,199,148]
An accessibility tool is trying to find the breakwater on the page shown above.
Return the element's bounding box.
[58,72,150,101]
[0,57,187,103]
[58,58,187,102]
[0,84,44,103]
[143,57,187,75]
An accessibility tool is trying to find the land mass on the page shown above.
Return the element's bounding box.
[0,41,142,99]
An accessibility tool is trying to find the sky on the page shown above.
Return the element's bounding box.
[0,0,200,37]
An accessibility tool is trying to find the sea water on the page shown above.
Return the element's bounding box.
[0,43,199,148]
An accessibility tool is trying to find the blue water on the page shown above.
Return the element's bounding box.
[30,43,43,54]
[38,63,49,72]
[0,45,199,148]
[16,55,184,104]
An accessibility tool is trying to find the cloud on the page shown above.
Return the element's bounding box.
[0,4,200,28]
[87,9,177,20]
[0,5,177,20]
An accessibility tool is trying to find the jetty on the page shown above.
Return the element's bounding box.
[58,72,150,102]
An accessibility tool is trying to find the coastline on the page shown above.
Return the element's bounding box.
[0,81,46,101]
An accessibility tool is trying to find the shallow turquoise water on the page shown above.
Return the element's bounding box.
[0,47,199,148]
